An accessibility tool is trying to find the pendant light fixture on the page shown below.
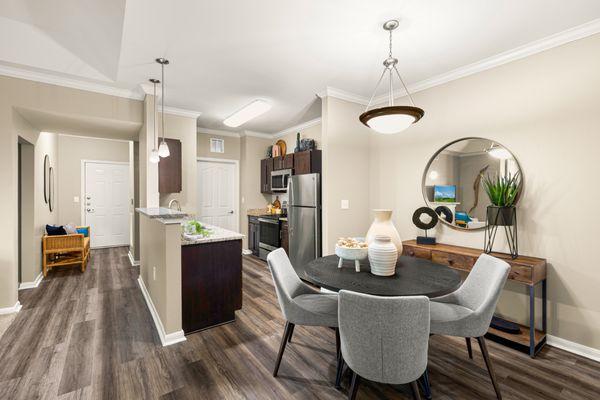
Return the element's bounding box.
[149,78,160,164]
[359,19,424,134]
[156,57,170,158]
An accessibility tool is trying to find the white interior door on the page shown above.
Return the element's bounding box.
[85,162,130,248]
[197,160,237,231]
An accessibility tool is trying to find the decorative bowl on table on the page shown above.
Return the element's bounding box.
[335,237,368,272]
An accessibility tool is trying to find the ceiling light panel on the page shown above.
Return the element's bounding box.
[223,100,271,127]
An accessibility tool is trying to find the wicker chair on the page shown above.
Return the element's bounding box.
[42,226,91,276]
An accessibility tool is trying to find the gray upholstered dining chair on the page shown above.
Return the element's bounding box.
[266,248,340,377]
[337,290,430,400]
[430,253,510,400]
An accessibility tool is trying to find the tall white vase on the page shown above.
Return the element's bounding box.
[366,209,403,253]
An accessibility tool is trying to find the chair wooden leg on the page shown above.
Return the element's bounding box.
[335,352,345,389]
[348,371,360,400]
[287,323,295,343]
[273,321,294,377]
[466,337,473,359]
[42,255,47,277]
[476,336,502,400]
[410,380,422,400]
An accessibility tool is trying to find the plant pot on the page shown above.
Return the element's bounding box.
[486,206,515,226]
[365,209,402,253]
[368,235,398,277]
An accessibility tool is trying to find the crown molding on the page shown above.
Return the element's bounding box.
[322,18,600,106]
[273,117,322,138]
[242,130,273,139]
[0,63,144,100]
[317,86,368,105]
[162,106,202,119]
[139,82,162,97]
[197,127,241,138]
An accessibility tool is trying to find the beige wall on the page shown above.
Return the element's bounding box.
[240,135,271,248]
[159,113,198,214]
[0,75,142,309]
[366,33,600,350]
[139,215,182,335]
[321,97,371,254]
[197,131,241,161]
[57,135,130,226]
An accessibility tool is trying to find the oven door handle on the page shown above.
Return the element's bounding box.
[258,218,279,225]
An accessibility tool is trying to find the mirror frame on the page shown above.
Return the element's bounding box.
[421,137,524,231]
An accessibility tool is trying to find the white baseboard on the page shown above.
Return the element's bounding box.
[137,276,186,347]
[18,272,43,290]
[547,335,600,363]
[128,250,140,266]
[0,301,22,315]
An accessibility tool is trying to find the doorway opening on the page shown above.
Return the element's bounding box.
[17,137,35,289]
[81,160,131,248]
[196,158,240,232]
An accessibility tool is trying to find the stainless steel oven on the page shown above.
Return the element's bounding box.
[258,217,280,260]
[270,169,292,193]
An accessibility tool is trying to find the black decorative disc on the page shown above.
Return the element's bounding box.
[435,205,453,223]
[412,207,438,230]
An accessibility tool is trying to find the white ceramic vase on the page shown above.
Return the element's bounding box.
[368,235,398,276]
[366,209,403,253]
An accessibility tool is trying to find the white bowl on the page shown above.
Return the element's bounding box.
[335,245,368,261]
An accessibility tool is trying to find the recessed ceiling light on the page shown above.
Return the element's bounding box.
[223,100,271,127]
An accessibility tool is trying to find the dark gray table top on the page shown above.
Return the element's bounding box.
[303,255,462,298]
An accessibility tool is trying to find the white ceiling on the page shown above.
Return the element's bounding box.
[2,0,600,133]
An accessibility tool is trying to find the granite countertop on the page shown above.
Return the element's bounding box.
[181,223,244,246]
[136,207,188,224]
[247,208,269,217]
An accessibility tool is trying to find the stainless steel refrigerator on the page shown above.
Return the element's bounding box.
[287,173,321,276]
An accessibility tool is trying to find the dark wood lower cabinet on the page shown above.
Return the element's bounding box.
[181,239,242,334]
[248,217,260,256]
[281,220,289,255]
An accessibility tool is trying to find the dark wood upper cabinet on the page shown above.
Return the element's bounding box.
[273,156,284,171]
[283,153,294,170]
[158,138,182,193]
[293,150,321,175]
[260,158,273,193]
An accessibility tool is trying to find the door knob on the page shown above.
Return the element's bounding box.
[228,210,234,214]
[87,208,92,212]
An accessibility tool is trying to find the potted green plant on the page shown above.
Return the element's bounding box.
[482,171,521,226]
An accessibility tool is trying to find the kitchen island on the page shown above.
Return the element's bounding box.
[136,208,244,345]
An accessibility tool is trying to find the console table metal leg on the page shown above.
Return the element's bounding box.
[542,279,547,333]
[529,284,535,357]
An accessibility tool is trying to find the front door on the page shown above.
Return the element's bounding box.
[84,162,130,248]
[197,160,237,231]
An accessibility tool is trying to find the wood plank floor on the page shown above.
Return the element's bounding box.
[0,247,598,399]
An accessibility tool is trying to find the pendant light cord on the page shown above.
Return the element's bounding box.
[161,62,165,143]
[364,22,417,111]
[153,81,157,148]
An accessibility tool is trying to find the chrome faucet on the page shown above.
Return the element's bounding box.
[168,199,181,211]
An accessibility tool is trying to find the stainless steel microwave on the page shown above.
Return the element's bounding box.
[271,169,292,192]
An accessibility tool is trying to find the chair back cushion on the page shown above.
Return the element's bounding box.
[266,248,309,320]
[339,290,430,385]
[456,254,510,334]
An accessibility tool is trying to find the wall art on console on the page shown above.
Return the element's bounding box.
[412,207,438,245]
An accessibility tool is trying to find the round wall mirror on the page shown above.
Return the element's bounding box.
[422,137,523,231]
[43,155,50,204]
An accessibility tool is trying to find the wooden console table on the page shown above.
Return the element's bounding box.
[402,240,547,357]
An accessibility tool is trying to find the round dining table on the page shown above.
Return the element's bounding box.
[303,254,462,298]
